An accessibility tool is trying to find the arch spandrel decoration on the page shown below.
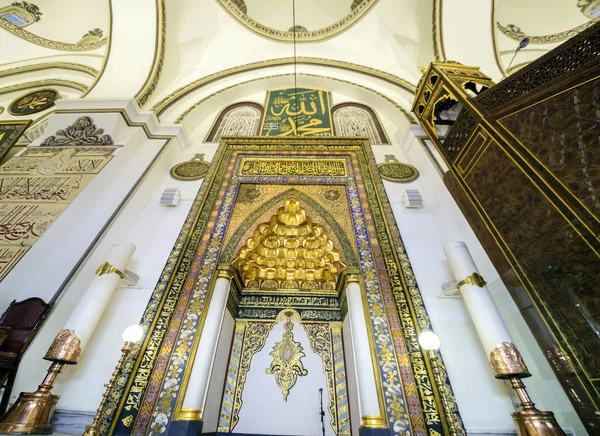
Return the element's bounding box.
[332,103,390,145]
[205,102,264,143]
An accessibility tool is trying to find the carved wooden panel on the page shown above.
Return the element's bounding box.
[500,77,600,217]
[467,143,600,379]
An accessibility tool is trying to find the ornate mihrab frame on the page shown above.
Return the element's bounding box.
[104,137,465,436]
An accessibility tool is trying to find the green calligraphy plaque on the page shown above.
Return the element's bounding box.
[260,88,333,137]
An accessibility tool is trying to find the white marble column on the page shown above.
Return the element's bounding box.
[345,276,385,429]
[444,241,513,355]
[63,241,136,351]
[181,271,232,420]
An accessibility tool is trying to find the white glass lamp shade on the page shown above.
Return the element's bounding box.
[122,324,144,343]
[418,331,441,351]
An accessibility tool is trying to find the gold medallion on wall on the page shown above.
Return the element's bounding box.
[170,153,210,180]
[8,89,59,116]
[377,154,419,182]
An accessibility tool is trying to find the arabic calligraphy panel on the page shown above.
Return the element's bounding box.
[260,88,333,137]
[8,89,59,116]
[0,147,116,175]
[0,145,115,279]
[0,246,29,279]
[239,158,347,176]
[0,203,66,245]
[0,175,89,202]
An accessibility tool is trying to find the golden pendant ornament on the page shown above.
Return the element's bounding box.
[266,312,308,401]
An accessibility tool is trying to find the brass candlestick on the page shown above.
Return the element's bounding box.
[419,331,461,436]
[83,324,143,436]
[0,330,81,435]
[491,342,566,436]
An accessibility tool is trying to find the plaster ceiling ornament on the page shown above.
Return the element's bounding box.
[170,153,210,180]
[377,157,419,183]
[41,116,114,146]
[81,28,103,39]
[0,1,43,27]
[230,0,247,14]
[265,311,308,401]
[233,198,346,292]
[218,0,379,43]
[10,1,42,22]
[578,0,600,18]
[288,25,308,32]
[0,13,107,51]
[497,19,600,44]
[8,89,59,116]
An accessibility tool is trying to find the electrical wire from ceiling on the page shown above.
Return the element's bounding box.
[292,0,299,136]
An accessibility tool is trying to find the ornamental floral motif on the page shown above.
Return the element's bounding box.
[81,28,103,39]
[11,2,42,21]
[266,312,308,401]
[41,116,114,146]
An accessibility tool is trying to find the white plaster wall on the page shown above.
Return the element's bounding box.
[441,0,502,81]
[202,310,235,433]
[85,0,158,98]
[371,127,587,435]
[235,319,335,436]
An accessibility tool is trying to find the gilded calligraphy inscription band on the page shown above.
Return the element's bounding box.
[239,158,347,177]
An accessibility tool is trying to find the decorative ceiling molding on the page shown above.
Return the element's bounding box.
[496,18,599,44]
[12,1,42,21]
[79,1,112,98]
[152,56,416,115]
[135,0,166,107]
[0,62,98,79]
[578,0,600,18]
[81,28,103,39]
[0,16,108,51]
[174,72,416,124]
[0,79,87,96]
[432,0,446,61]
[216,0,379,43]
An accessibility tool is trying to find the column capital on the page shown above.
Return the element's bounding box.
[216,264,234,280]
[344,269,361,285]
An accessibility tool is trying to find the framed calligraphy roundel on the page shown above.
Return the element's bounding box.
[9,89,59,116]
[377,162,419,183]
[170,154,210,180]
